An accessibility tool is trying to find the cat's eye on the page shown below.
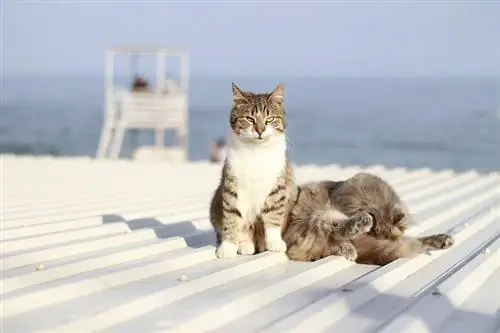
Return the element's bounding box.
[265,117,276,124]
[245,116,255,123]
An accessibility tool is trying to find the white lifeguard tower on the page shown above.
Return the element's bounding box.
[96,46,189,162]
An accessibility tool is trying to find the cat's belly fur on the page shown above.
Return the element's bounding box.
[228,147,286,225]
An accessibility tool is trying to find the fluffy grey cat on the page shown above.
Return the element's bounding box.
[283,172,455,265]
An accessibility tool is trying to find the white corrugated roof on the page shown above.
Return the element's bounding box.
[1,155,499,333]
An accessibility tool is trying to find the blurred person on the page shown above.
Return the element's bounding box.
[209,138,227,163]
[131,75,149,92]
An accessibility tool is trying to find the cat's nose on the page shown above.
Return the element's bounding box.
[254,126,265,137]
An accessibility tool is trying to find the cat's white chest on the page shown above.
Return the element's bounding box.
[228,143,286,224]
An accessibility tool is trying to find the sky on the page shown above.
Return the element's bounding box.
[3,0,500,77]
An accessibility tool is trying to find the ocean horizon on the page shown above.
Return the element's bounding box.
[1,75,499,173]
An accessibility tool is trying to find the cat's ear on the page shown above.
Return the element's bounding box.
[232,83,249,103]
[269,84,284,104]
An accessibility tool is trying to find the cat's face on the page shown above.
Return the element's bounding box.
[229,83,286,143]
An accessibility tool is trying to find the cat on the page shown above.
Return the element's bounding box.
[283,172,455,265]
[209,83,296,259]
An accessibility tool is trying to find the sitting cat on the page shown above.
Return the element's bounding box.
[283,172,455,265]
[210,83,296,259]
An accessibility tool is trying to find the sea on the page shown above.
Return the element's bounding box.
[1,76,499,173]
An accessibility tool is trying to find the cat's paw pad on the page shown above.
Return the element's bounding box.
[266,238,287,253]
[353,212,374,232]
[336,243,358,262]
[344,212,373,237]
[215,241,238,259]
[429,234,455,250]
[238,241,256,255]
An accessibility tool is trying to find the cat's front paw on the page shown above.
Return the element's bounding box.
[266,238,287,253]
[334,243,358,262]
[238,240,256,255]
[343,212,373,238]
[215,241,238,259]
[265,227,287,253]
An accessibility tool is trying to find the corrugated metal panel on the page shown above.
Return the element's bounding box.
[1,155,499,333]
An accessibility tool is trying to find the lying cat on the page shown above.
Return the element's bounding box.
[283,172,455,265]
[209,83,296,259]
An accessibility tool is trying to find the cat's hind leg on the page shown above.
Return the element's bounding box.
[353,233,455,266]
[418,233,455,252]
[396,233,455,258]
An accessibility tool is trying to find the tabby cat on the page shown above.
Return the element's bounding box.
[284,172,455,265]
[209,83,296,259]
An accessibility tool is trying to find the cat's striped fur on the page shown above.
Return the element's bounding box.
[209,83,296,259]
